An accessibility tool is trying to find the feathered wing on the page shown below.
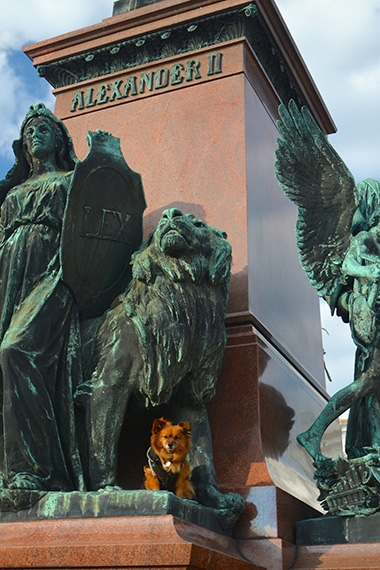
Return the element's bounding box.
[275,100,357,297]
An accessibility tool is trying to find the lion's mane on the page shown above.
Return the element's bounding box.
[121,212,232,407]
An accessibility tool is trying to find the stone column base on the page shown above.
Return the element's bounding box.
[294,543,380,569]
[0,515,265,570]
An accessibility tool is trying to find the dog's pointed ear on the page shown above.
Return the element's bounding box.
[179,421,192,438]
[152,417,170,434]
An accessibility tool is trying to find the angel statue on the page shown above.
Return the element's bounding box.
[275,100,380,466]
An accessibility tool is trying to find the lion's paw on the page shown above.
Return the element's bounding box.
[196,484,245,513]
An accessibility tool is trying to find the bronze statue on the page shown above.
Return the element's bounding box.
[80,208,233,496]
[78,207,245,526]
[0,103,84,493]
[275,101,380,513]
[0,104,244,526]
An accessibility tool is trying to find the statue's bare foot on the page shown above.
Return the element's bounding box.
[297,430,323,461]
[8,473,45,491]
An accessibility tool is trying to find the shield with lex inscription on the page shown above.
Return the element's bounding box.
[60,131,146,318]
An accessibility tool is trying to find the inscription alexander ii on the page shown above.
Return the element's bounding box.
[70,52,223,113]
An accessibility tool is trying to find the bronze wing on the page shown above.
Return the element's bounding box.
[275,100,357,298]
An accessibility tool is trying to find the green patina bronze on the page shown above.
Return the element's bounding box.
[275,100,380,515]
[0,104,244,529]
[0,104,84,494]
[0,487,235,531]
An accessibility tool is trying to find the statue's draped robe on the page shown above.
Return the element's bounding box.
[345,178,380,457]
[0,173,84,491]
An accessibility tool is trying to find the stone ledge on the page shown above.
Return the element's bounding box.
[0,515,263,570]
[0,488,226,533]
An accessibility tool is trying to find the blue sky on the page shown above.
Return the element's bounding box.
[2,0,380,395]
[0,0,113,175]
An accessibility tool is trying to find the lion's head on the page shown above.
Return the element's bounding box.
[122,208,232,407]
[130,208,231,286]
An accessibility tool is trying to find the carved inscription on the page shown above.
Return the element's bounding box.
[207,53,222,75]
[81,206,131,243]
[70,52,223,113]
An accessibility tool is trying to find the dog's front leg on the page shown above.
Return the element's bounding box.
[143,466,160,490]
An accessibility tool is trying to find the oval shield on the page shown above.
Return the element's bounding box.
[60,131,146,318]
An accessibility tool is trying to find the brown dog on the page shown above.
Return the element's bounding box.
[144,417,194,499]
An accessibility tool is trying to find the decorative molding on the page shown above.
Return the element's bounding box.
[37,2,304,108]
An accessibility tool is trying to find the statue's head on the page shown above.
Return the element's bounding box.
[20,103,77,175]
[0,103,77,204]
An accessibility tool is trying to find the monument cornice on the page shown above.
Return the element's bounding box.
[24,0,336,134]
[23,0,262,62]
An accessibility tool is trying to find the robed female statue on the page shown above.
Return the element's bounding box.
[0,103,85,492]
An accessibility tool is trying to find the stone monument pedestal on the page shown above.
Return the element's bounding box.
[0,515,262,570]
[293,544,380,570]
[293,513,380,569]
[17,0,346,568]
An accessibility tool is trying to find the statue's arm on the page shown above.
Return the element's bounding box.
[342,233,380,281]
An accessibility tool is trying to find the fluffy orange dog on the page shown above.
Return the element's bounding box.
[144,417,194,499]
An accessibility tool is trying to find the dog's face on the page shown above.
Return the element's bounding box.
[151,417,191,461]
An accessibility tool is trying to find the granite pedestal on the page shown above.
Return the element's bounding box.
[17,1,347,568]
[293,514,380,569]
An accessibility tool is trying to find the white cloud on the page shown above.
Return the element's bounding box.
[0,1,113,50]
[278,0,380,72]
[350,60,380,102]
[0,0,112,172]
[277,0,380,178]
[0,51,52,163]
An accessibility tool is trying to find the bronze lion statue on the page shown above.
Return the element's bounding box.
[79,208,244,525]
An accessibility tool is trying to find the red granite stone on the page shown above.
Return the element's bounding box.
[293,543,380,569]
[17,2,345,569]
[0,516,264,570]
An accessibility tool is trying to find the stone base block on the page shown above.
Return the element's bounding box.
[297,513,380,545]
[0,515,264,570]
[294,543,380,569]
[294,514,380,569]
[237,538,296,570]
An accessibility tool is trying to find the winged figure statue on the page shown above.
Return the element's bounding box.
[275,100,380,462]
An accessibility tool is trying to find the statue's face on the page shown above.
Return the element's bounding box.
[23,117,56,160]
